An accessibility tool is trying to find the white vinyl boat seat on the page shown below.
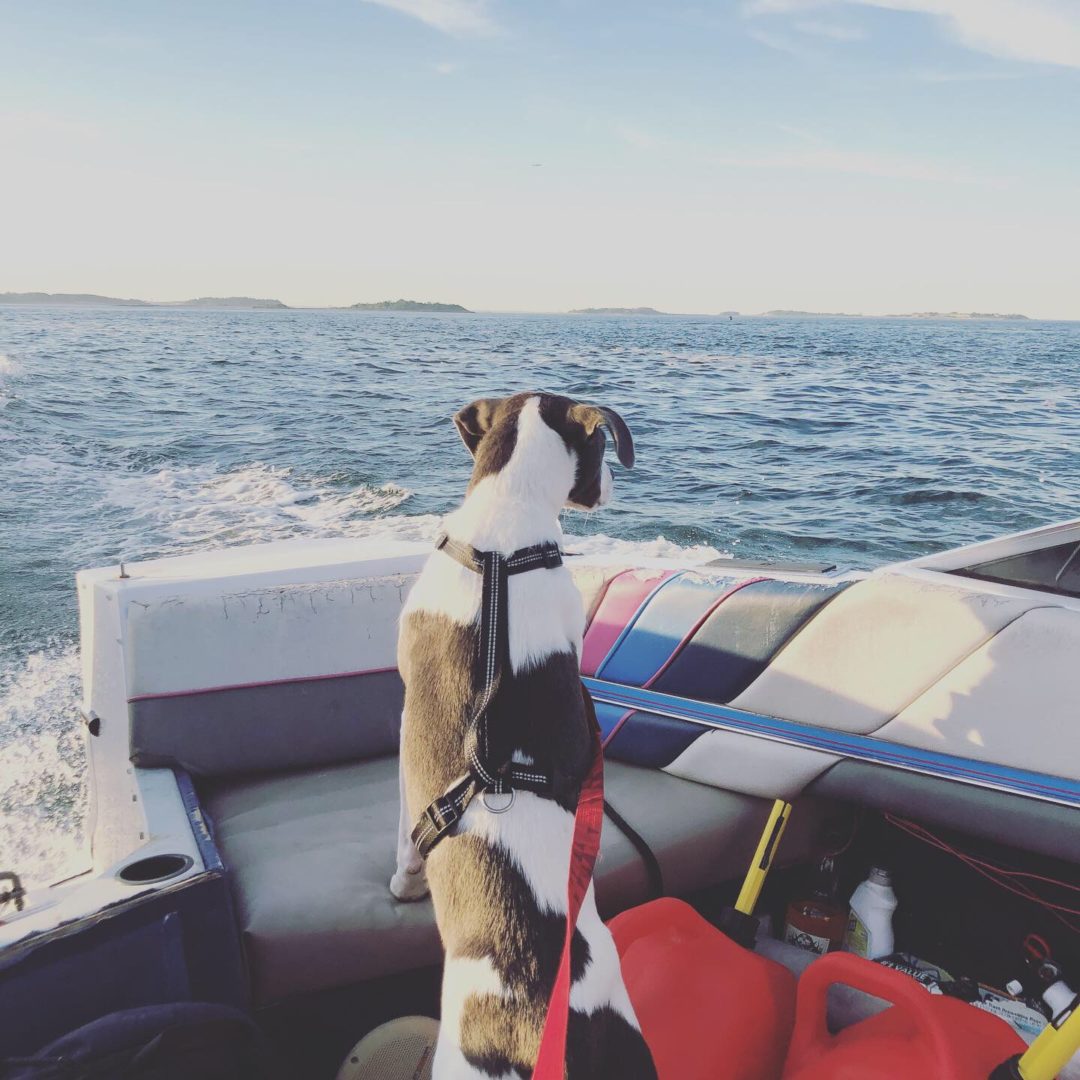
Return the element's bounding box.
[201,755,831,1006]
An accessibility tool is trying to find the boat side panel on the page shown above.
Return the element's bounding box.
[122,574,413,699]
[79,576,146,870]
[808,761,1080,864]
[0,872,248,1058]
[130,669,405,777]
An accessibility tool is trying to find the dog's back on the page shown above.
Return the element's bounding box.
[396,393,656,1079]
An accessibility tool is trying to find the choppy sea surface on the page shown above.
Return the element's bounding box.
[1,307,1078,885]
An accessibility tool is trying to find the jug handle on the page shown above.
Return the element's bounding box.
[787,952,955,1069]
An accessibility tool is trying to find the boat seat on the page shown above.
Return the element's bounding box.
[201,755,831,1006]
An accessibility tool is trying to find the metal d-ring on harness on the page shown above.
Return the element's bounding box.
[411,534,564,859]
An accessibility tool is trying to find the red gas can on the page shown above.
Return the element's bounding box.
[609,898,797,1080]
[782,951,1027,1080]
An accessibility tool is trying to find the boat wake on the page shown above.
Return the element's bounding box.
[0,454,416,567]
[96,462,414,553]
[0,353,21,413]
[0,642,87,889]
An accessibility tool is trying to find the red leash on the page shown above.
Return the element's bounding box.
[533,715,605,1079]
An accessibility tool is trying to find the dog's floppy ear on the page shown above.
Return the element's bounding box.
[453,397,500,457]
[570,404,635,468]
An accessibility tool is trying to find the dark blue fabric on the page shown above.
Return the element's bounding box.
[597,573,743,686]
[652,578,850,703]
[130,669,405,777]
[594,699,627,742]
[605,710,703,768]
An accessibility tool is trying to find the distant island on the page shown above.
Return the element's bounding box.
[0,292,286,309]
[887,311,1030,321]
[0,292,152,307]
[569,307,667,315]
[163,297,287,309]
[349,299,470,312]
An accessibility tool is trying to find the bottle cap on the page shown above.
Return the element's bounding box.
[1005,979,1024,997]
[869,866,892,886]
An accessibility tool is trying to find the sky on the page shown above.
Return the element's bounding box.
[1,0,1078,317]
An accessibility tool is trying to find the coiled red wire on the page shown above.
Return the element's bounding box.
[885,813,1080,936]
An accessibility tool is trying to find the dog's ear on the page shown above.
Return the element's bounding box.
[569,404,635,468]
[453,397,500,457]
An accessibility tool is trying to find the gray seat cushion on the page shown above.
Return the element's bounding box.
[131,670,405,778]
[203,756,828,1005]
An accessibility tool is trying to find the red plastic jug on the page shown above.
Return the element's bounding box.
[782,951,1027,1080]
[609,898,797,1080]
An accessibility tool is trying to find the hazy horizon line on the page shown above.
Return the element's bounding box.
[2,291,1073,321]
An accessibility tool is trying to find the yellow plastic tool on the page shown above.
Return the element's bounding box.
[735,798,793,916]
[1012,998,1080,1080]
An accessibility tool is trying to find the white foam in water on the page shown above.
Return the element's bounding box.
[564,530,725,563]
[0,454,416,562]
[0,353,20,412]
[0,644,88,889]
[97,462,413,551]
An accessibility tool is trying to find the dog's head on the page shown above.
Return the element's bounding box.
[453,392,634,510]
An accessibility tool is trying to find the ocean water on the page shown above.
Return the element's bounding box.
[1,307,1078,885]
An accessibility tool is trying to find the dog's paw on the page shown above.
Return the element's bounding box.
[390,867,430,902]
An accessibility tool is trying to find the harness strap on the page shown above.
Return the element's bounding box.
[411,534,564,860]
[437,534,566,576]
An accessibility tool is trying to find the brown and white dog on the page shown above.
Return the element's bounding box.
[391,393,657,1079]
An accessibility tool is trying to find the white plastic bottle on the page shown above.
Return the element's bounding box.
[1036,962,1078,1023]
[843,866,898,959]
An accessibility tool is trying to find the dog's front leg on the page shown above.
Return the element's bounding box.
[390,721,429,902]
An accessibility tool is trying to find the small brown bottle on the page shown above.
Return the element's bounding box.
[783,855,847,956]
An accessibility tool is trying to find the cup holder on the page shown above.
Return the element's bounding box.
[117,853,194,885]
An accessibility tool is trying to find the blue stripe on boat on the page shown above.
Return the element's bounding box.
[605,710,703,768]
[597,572,745,687]
[593,699,629,742]
[584,677,1080,808]
[594,571,687,679]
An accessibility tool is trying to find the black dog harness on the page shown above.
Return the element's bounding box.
[411,534,564,859]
